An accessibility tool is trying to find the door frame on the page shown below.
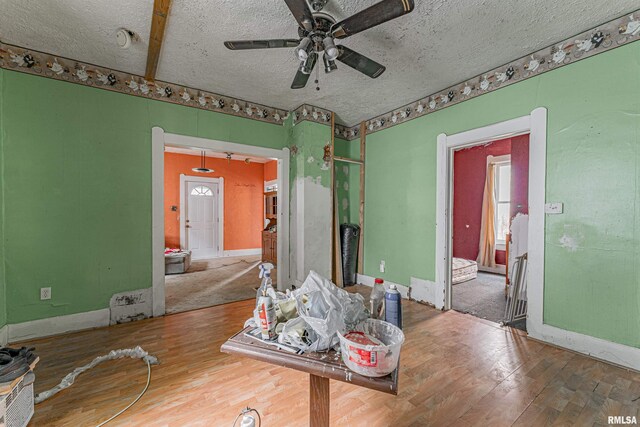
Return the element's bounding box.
[436,107,547,336]
[179,175,224,259]
[152,127,291,316]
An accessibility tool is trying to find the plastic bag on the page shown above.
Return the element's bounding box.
[288,270,368,351]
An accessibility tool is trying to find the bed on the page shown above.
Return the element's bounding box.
[452,257,478,284]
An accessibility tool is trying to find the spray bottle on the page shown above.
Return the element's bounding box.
[254,263,275,328]
[257,289,277,340]
[384,284,403,329]
[256,263,275,302]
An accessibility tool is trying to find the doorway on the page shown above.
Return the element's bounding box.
[151,128,290,317]
[181,176,222,260]
[450,136,529,329]
[435,108,547,336]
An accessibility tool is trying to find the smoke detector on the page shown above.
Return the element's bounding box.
[116,29,134,49]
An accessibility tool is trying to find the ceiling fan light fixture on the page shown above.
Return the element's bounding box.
[323,37,339,61]
[299,52,317,75]
[323,55,337,73]
[192,150,215,173]
[295,37,312,61]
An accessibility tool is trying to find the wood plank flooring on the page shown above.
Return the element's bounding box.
[15,286,640,426]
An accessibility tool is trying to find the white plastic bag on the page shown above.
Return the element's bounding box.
[289,270,368,351]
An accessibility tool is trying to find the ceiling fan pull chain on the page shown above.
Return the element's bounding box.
[315,61,320,91]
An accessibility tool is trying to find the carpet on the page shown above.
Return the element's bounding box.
[165,255,276,314]
[452,272,509,325]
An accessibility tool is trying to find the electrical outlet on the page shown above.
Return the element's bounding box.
[40,287,51,300]
[380,260,386,273]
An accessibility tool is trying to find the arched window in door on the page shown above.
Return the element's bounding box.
[190,185,213,196]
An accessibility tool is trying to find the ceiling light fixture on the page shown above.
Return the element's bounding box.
[294,37,313,61]
[192,151,215,173]
[225,152,234,164]
[322,54,337,73]
[322,37,339,61]
[299,52,317,75]
[116,28,134,49]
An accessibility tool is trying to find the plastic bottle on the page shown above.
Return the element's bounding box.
[254,263,275,327]
[370,278,385,320]
[258,289,277,340]
[384,284,402,329]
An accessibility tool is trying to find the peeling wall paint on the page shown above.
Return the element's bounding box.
[363,42,640,349]
[288,121,332,284]
[109,288,152,324]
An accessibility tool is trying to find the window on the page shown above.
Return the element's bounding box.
[494,161,511,244]
[190,185,213,196]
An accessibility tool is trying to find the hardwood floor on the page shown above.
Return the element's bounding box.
[16,286,640,426]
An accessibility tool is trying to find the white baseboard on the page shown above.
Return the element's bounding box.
[409,277,441,309]
[529,323,640,372]
[357,274,410,299]
[478,265,506,275]
[0,325,7,346]
[223,248,262,257]
[7,309,110,343]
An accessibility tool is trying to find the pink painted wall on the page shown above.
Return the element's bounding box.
[452,135,529,265]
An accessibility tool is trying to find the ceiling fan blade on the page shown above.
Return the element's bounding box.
[331,0,415,39]
[336,46,386,78]
[291,69,311,89]
[224,39,300,50]
[284,0,316,31]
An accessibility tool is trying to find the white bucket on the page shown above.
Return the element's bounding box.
[337,319,404,377]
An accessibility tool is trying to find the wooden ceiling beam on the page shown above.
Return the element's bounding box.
[145,0,172,81]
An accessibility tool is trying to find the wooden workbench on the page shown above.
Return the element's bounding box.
[221,327,398,427]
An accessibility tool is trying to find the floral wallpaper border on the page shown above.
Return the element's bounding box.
[291,104,333,126]
[0,41,292,126]
[337,10,640,140]
[1,10,638,139]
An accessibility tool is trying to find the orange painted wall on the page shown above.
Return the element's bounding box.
[164,152,265,250]
[264,160,277,182]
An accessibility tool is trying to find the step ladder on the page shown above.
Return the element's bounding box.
[503,253,527,326]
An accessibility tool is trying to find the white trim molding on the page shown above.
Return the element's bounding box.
[223,249,262,257]
[356,274,410,300]
[6,309,110,343]
[152,128,291,317]
[179,175,224,258]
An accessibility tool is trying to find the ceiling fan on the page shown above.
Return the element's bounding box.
[224,0,415,89]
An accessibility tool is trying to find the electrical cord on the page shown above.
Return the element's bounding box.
[95,358,152,427]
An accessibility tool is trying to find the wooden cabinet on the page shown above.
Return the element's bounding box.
[262,231,277,264]
[265,191,277,219]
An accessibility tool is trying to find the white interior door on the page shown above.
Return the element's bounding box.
[186,180,219,259]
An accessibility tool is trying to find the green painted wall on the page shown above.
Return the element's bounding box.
[1,71,287,324]
[364,42,640,348]
[0,68,5,329]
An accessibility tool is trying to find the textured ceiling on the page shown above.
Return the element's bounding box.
[1,0,637,125]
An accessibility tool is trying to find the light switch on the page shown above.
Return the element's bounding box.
[545,202,563,214]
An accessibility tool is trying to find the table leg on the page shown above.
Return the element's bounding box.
[310,374,330,427]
